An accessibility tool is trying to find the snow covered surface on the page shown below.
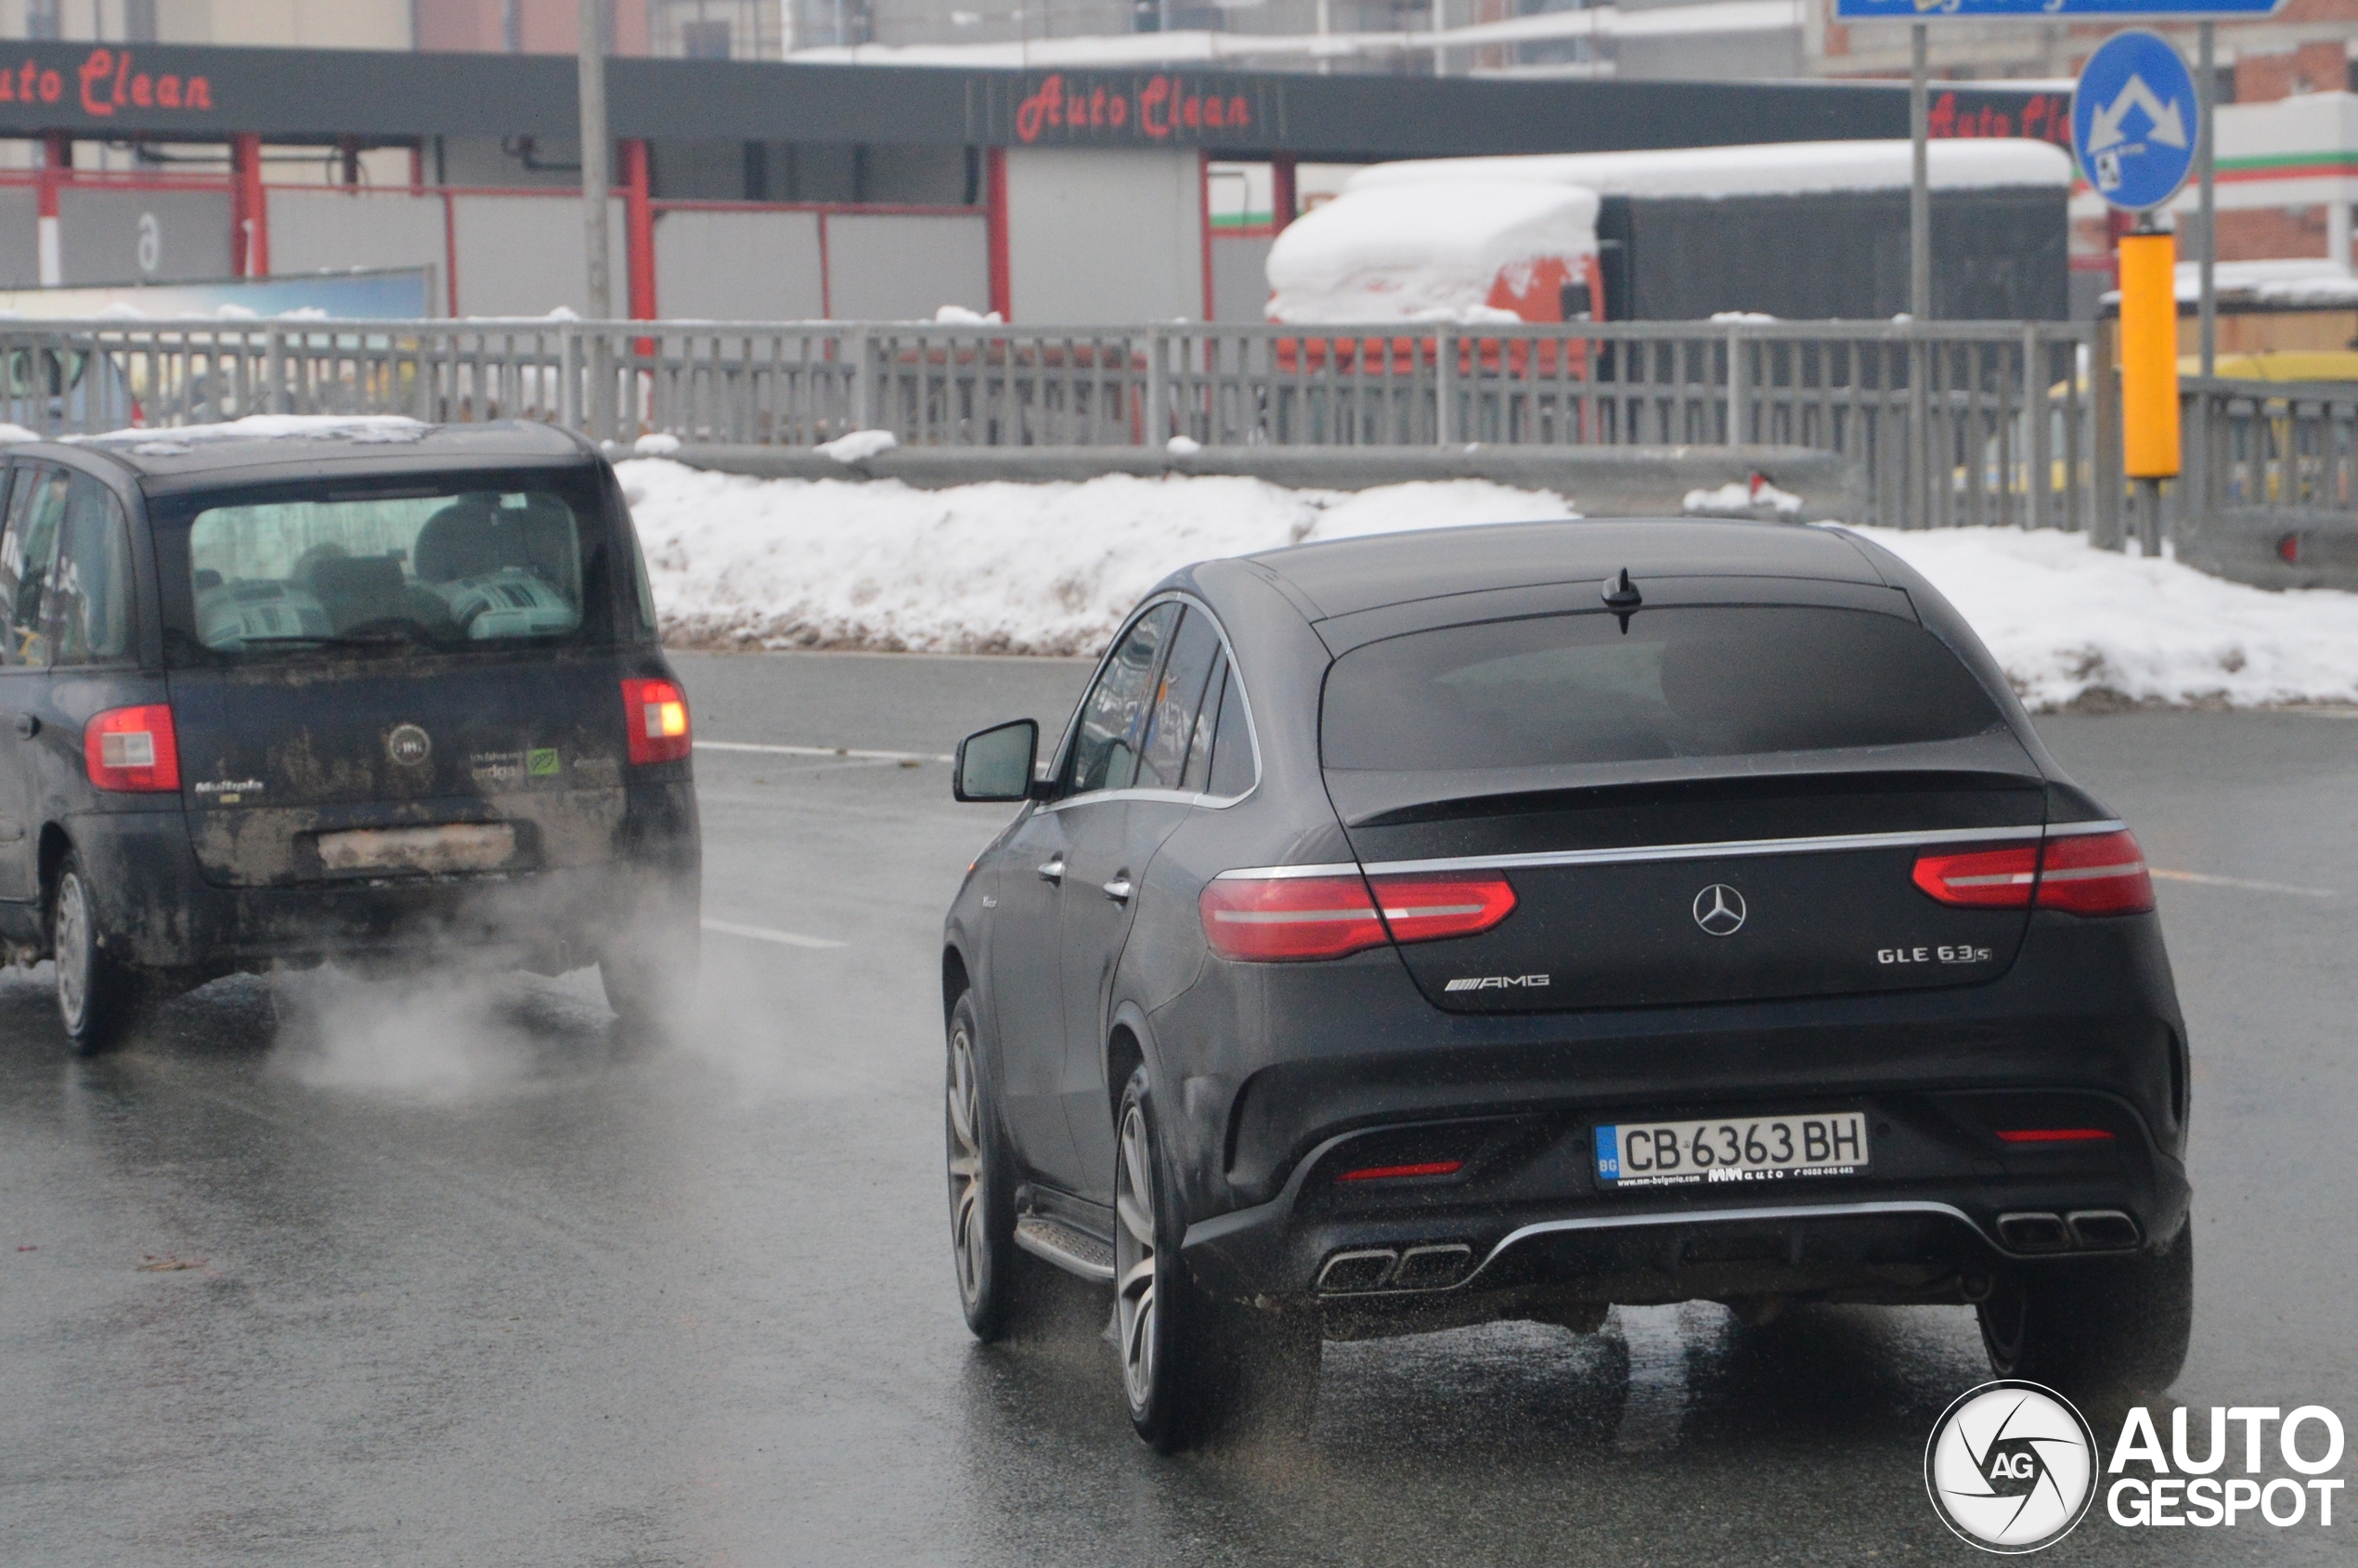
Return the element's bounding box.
[1848,524,2358,709]
[633,433,683,456]
[75,415,432,447]
[1266,183,1599,324]
[2128,257,2358,307]
[1685,476,1802,517]
[816,429,900,463]
[0,423,40,444]
[621,460,2356,707]
[1344,139,2072,201]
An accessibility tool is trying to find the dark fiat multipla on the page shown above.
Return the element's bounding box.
[0,421,699,1053]
[941,518,2190,1449]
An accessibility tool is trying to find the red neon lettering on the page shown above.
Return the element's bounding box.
[0,65,14,103]
[40,69,63,104]
[1182,93,1200,129]
[2022,96,2047,139]
[1015,74,1065,142]
[78,49,112,116]
[130,72,150,107]
[1140,75,1172,139]
[112,47,130,106]
[1090,85,1107,127]
[157,73,179,108]
[185,75,210,110]
[1108,93,1127,127]
[1227,95,1249,127]
[19,61,36,101]
[1204,96,1224,128]
[1926,90,1956,138]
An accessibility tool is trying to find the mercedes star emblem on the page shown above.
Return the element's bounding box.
[1692,884,1747,937]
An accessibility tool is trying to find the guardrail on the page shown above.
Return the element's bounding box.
[0,316,2099,531]
[2179,376,2358,590]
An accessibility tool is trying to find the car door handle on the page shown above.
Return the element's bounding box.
[1102,875,1133,903]
[1037,856,1065,885]
[13,713,35,739]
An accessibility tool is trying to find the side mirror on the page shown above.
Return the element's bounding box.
[952,719,1040,803]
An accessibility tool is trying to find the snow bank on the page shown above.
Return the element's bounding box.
[1266,182,1599,325]
[1849,524,2358,709]
[619,459,2357,707]
[618,460,1572,654]
[1343,139,2072,201]
[76,415,431,446]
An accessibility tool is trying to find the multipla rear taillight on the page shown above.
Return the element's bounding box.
[1199,871,1517,962]
[1911,829,2154,917]
[84,704,180,793]
[622,678,691,765]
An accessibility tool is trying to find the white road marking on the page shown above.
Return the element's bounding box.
[700,917,849,950]
[2151,868,2339,899]
[696,740,952,764]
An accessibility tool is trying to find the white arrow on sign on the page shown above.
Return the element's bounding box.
[2088,74,2188,153]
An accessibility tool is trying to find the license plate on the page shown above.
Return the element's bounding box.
[1594,1112,1870,1188]
[317,823,515,874]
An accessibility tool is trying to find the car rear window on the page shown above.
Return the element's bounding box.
[179,477,596,657]
[1320,606,2006,771]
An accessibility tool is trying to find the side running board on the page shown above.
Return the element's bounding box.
[1014,1214,1116,1282]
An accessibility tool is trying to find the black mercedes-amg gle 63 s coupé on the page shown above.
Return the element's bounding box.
[940,519,2190,1450]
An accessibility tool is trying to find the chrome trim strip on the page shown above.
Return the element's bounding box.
[1356,821,2128,877]
[1035,589,1263,813]
[1212,862,1362,882]
[1464,1199,1989,1285]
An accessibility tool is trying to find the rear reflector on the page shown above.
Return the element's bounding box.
[1911,829,2154,917]
[1199,871,1516,962]
[1995,1128,2116,1144]
[84,705,179,793]
[1336,1160,1465,1183]
[622,678,691,765]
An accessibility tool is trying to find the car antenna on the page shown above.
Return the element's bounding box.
[1600,567,1641,633]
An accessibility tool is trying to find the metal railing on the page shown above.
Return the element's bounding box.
[2177,376,2358,587]
[0,316,2100,531]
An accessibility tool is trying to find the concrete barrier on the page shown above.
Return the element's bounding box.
[661,443,1867,522]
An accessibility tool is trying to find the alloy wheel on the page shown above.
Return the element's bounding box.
[945,1023,987,1309]
[1115,1101,1158,1411]
[54,873,90,1034]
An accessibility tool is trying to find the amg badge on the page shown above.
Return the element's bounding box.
[1444,974,1550,992]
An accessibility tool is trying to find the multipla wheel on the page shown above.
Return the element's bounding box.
[945,991,1045,1340]
[1978,1224,2193,1399]
[51,850,144,1056]
[1114,1064,1318,1451]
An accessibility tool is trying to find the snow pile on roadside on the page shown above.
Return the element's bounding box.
[1684,475,1801,518]
[76,415,431,446]
[617,460,1572,655]
[619,458,2358,706]
[1849,524,2358,708]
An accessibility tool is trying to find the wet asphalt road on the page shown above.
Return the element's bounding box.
[3,650,2353,1567]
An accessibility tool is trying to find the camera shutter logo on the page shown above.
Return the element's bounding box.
[1925,1381,2098,1553]
[1692,883,1747,937]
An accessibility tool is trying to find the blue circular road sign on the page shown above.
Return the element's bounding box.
[2072,31,2200,213]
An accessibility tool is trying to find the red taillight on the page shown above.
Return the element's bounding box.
[1994,1128,2116,1144]
[1912,844,2038,907]
[1911,829,2155,917]
[1199,875,1387,962]
[622,678,690,765]
[1369,874,1519,944]
[1336,1160,1464,1183]
[84,704,178,793]
[1199,870,1516,963]
[2034,829,2155,915]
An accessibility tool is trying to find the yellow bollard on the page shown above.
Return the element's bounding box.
[2118,229,2181,480]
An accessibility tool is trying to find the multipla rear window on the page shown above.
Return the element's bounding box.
[182,479,593,656]
[1320,606,2006,771]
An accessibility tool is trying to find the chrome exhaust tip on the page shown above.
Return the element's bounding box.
[1391,1243,1473,1290]
[1996,1212,2073,1252]
[1316,1249,1398,1294]
[2065,1210,2142,1250]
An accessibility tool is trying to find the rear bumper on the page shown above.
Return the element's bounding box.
[1182,1084,2190,1326]
[61,781,699,977]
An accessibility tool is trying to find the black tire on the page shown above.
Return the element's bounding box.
[945,991,1047,1341]
[599,901,700,1036]
[1115,1065,1319,1452]
[1978,1224,2193,1399]
[51,850,144,1056]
